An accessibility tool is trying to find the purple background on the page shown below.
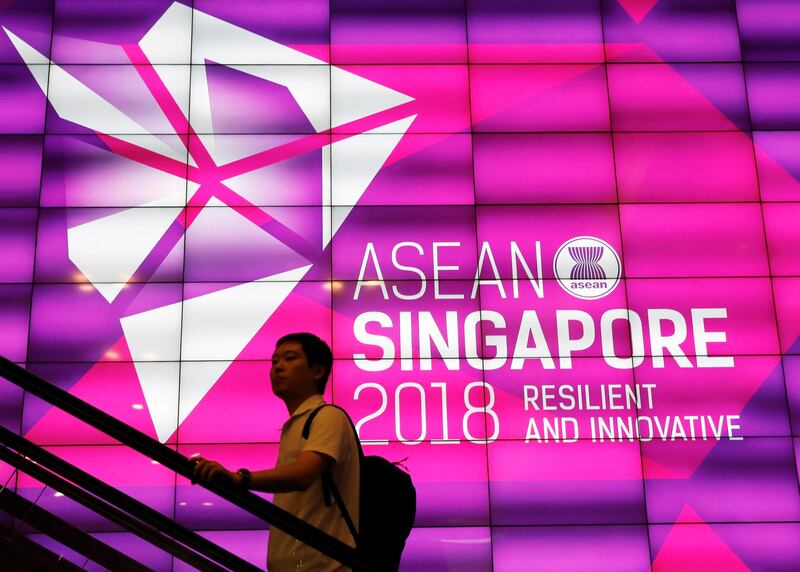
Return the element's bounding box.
[0,0,799,570]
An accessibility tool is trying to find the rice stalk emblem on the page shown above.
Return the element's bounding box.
[568,246,606,281]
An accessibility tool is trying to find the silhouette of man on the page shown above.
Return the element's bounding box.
[193,332,359,571]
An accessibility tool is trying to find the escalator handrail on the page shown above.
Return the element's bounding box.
[1,522,85,571]
[0,442,232,572]
[0,486,151,572]
[0,356,371,572]
[0,425,258,572]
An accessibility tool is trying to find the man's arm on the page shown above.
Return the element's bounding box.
[192,451,333,493]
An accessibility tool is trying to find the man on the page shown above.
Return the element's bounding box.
[192,333,359,572]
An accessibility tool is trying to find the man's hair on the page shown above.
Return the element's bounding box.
[276,332,333,394]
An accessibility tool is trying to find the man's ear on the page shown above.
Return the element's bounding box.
[310,363,326,382]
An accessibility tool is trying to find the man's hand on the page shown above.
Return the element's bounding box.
[191,456,242,487]
[190,451,331,492]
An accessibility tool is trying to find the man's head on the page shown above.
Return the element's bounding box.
[270,333,333,403]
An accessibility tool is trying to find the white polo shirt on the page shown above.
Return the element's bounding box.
[268,395,360,572]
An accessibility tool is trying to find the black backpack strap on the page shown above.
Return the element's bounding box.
[301,405,327,439]
[303,404,364,458]
[302,404,360,544]
[322,472,358,543]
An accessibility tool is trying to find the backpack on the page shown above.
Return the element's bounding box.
[303,405,416,572]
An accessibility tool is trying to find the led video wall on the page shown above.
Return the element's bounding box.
[1,0,800,569]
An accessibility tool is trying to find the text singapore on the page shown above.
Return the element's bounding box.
[350,241,733,372]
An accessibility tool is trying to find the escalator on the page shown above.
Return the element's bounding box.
[1,520,85,571]
[0,356,371,571]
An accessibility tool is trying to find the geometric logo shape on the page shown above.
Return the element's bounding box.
[4,1,416,440]
[554,236,621,299]
[616,0,660,24]
[121,265,311,442]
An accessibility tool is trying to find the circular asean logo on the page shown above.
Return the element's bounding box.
[553,236,621,299]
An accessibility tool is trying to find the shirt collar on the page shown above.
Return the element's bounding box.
[286,394,326,424]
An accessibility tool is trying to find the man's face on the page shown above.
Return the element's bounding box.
[270,341,322,401]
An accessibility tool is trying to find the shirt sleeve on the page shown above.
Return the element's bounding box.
[301,406,353,466]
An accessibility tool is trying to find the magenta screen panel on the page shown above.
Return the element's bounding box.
[1,0,800,570]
